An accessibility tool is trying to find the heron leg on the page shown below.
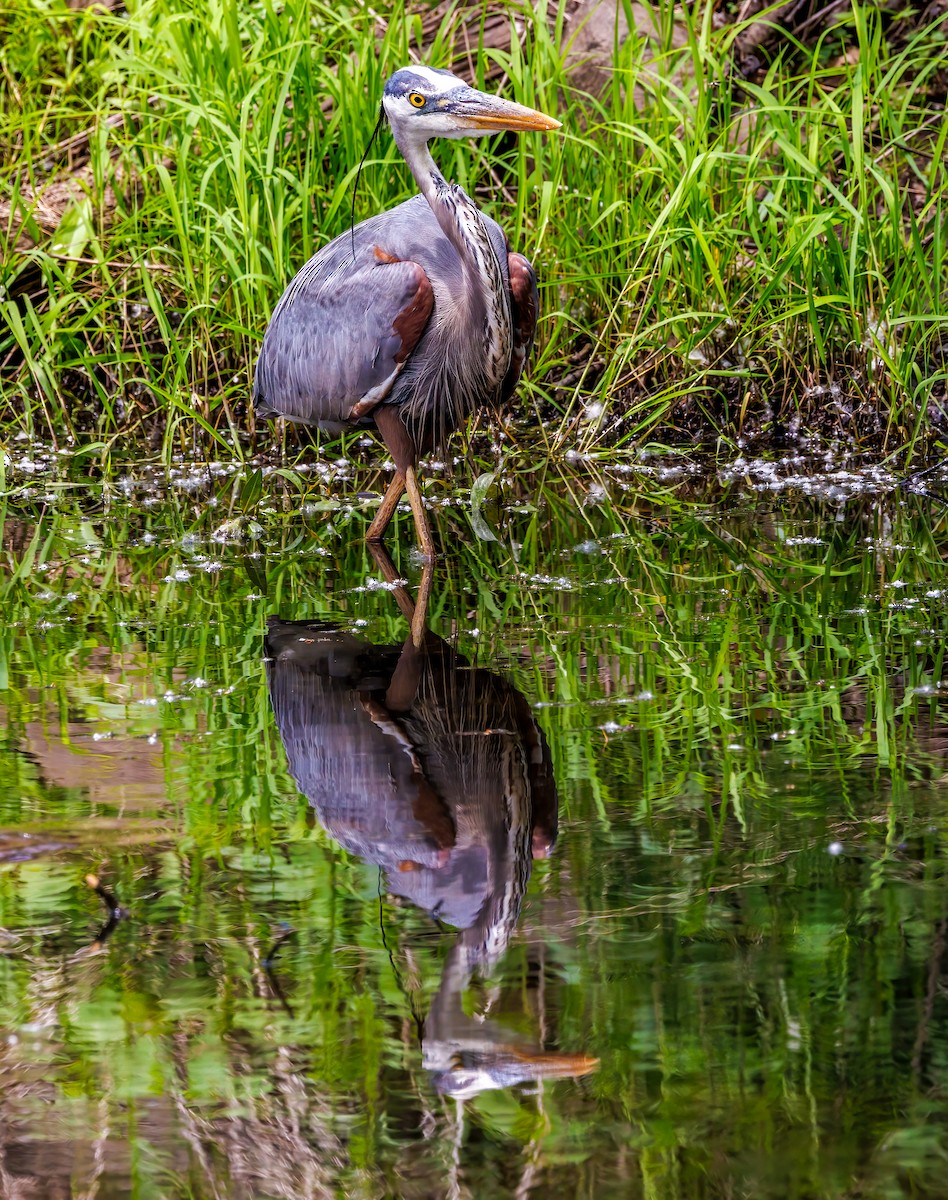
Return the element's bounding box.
[366,472,406,544]
[366,540,415,623]
[404,464,435,564]
[373,405,436,560]
[367,538,433,651]
[409,554,433,648]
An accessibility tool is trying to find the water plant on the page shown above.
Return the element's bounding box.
[1,452,946,1197]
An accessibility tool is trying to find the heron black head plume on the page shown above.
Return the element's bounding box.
[350,103,386,261]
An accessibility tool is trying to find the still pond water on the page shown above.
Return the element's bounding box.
[1,446,947,1199]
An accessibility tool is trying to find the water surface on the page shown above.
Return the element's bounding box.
[1,447,947,1198]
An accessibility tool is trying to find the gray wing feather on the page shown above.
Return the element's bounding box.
[254,254,426,429]
[254,193,512,433]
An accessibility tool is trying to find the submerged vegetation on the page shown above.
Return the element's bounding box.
[0,457,947,1196]
[1,0,948,461]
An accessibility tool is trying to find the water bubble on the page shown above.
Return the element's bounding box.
[352,578,408,594]
[585,484,608,506]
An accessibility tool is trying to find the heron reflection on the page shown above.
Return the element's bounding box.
[264,562,596,1097]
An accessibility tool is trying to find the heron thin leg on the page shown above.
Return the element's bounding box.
[404,464,435,562]
[366,472,406,543]
[367,540,432,650]
[410,556,433,648]
[373,406,435,557]
[366,541,415,623]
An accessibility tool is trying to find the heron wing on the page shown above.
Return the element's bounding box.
[254,252,434,430]
[500,252,538,404]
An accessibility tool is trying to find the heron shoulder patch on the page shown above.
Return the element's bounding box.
[392,264,434,364]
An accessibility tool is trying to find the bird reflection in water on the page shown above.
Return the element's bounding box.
[264,555,597,1098]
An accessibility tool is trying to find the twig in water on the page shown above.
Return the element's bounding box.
[82,872,127,953]
[897,457,948,505]
[262,926,297,1018]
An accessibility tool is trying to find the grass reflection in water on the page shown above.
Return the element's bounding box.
[0,457,946,1198]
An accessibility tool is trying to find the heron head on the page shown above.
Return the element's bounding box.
[382,66,561,143]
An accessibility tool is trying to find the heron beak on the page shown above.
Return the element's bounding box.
[509,1049,600,1077]
[453,91,561,133]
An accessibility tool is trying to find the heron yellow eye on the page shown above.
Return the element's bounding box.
[408,93,426,109]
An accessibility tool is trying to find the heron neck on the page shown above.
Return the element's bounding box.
[401,140,447,210]
[396,134,511,393]
[400,137,498,282]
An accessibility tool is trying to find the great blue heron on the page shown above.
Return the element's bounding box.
[253,66,560,557]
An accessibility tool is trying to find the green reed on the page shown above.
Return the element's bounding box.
[2,0,947,457]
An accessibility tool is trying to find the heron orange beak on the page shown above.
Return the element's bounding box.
[452,93,561,133]
[508,1049,600,1078]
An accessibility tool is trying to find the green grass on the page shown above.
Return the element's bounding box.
[0,461,947,1197]
[1,0,947,459]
